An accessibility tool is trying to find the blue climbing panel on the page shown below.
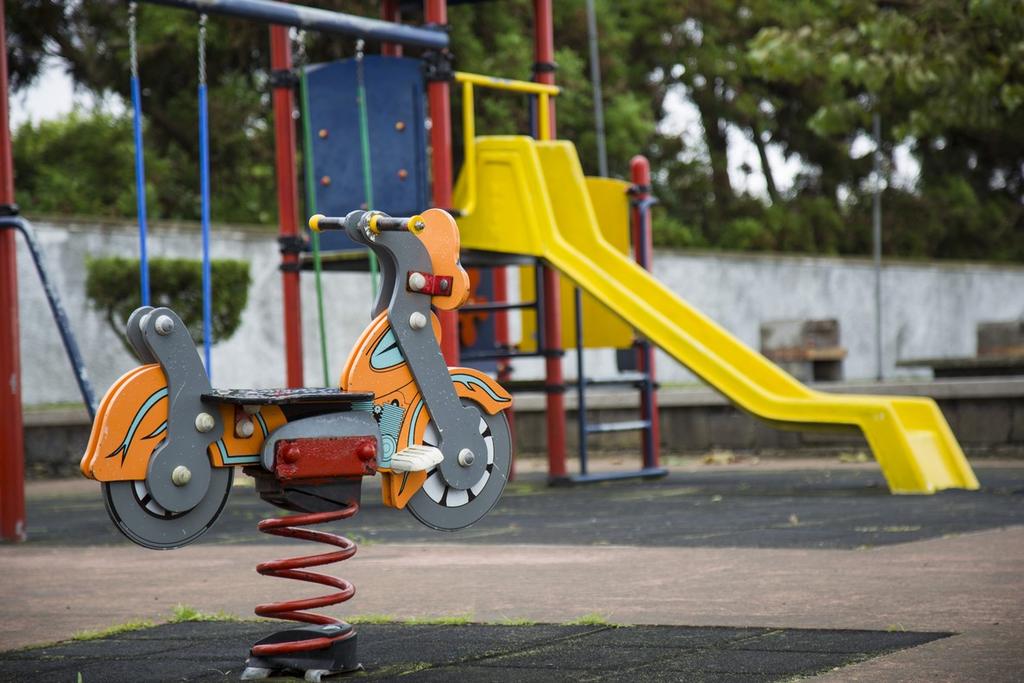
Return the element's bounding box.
[304,56,429,252]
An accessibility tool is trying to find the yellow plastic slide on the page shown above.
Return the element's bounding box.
[454,136,979,494]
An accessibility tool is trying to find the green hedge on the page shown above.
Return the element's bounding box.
[85,256,251,349]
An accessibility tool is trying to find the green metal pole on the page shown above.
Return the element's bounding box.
[299,69,332,386]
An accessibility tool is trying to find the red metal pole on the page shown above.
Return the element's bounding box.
[0,5,27,542]
[380,0,402,57]
[270,24,304,388]
[533,0,566,480]
[424,0,459,365]
[630,155,661,468]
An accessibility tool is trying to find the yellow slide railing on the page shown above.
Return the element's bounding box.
[452,72,559,218]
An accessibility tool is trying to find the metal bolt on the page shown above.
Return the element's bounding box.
[394,121,406,132]
[409,311,427,330]
[408,272,427,292]
[171,465,192,486]
[320,175,331,186]
[413,220,426,232]
[356,442,376,462]
[439,279,449,291]
[458,449,475,467]
[318,128,329,139]
[235,417,255,438]
[281,444,301,464]
[155,315,175,335]
[195,412,215,433]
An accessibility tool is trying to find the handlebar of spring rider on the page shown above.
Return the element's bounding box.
[309,211,425,236]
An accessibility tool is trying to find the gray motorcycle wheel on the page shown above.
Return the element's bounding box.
[405,399,511,531]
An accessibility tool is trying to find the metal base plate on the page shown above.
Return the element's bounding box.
[245,624,360,681]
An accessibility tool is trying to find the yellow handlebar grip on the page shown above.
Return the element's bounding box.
[308,214,325,232]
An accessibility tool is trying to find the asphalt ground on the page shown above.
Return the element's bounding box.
[0,621,950,682]
[21,464,1024,550]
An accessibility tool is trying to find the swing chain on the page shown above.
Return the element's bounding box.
[198,13,207,86]
[128,2,139,81]
[294,29,308,66]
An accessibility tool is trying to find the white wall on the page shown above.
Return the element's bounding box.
[648,250,1024,383]
[14,218,1024,406]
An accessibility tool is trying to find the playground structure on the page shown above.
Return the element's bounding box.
[0,0,987,678]
[0,0,982,548]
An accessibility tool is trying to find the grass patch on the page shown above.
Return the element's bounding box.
[854,525,922,533]
[348,614,401,625]
[368,662,433,677]
[345,614,476,626]
[566,613,617,627]
[71,620,153,641]
[404,615,474,626]
[501,481,546,497]
[345,614,544,627]
[169,604,242,623]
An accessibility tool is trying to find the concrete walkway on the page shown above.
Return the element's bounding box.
[1,462,1022,681]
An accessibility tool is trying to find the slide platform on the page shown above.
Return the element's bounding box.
[454,135,979,494]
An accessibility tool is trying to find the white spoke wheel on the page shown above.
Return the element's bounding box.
[405,399,511,531]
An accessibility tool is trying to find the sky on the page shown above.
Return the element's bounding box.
[10,59,919,201]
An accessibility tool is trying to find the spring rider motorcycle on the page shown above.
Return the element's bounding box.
[80,209,513,680]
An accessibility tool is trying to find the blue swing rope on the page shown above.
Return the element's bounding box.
[128,2,150,306]
[197,13,213,378]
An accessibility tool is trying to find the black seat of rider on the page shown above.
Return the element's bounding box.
[203,388,374,408]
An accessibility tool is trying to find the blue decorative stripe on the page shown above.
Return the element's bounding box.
[401,375,508,449]
[215,439,260,465]
[370,328,405,370]
[255,412,269,437]
[450,373,511,404]
[407,398,426,447]
[105,387,169,465]
[220,453,260,464]
[142,421,167,440]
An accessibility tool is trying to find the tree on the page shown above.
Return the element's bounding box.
[747,0,1024,261]
[13,110,145,217]
[6,0,1024,261]
[7,0,283,223]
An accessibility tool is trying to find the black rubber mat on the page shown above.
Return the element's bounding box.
[0,621,950,682]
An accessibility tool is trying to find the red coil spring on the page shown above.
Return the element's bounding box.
[253,504,358,656]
